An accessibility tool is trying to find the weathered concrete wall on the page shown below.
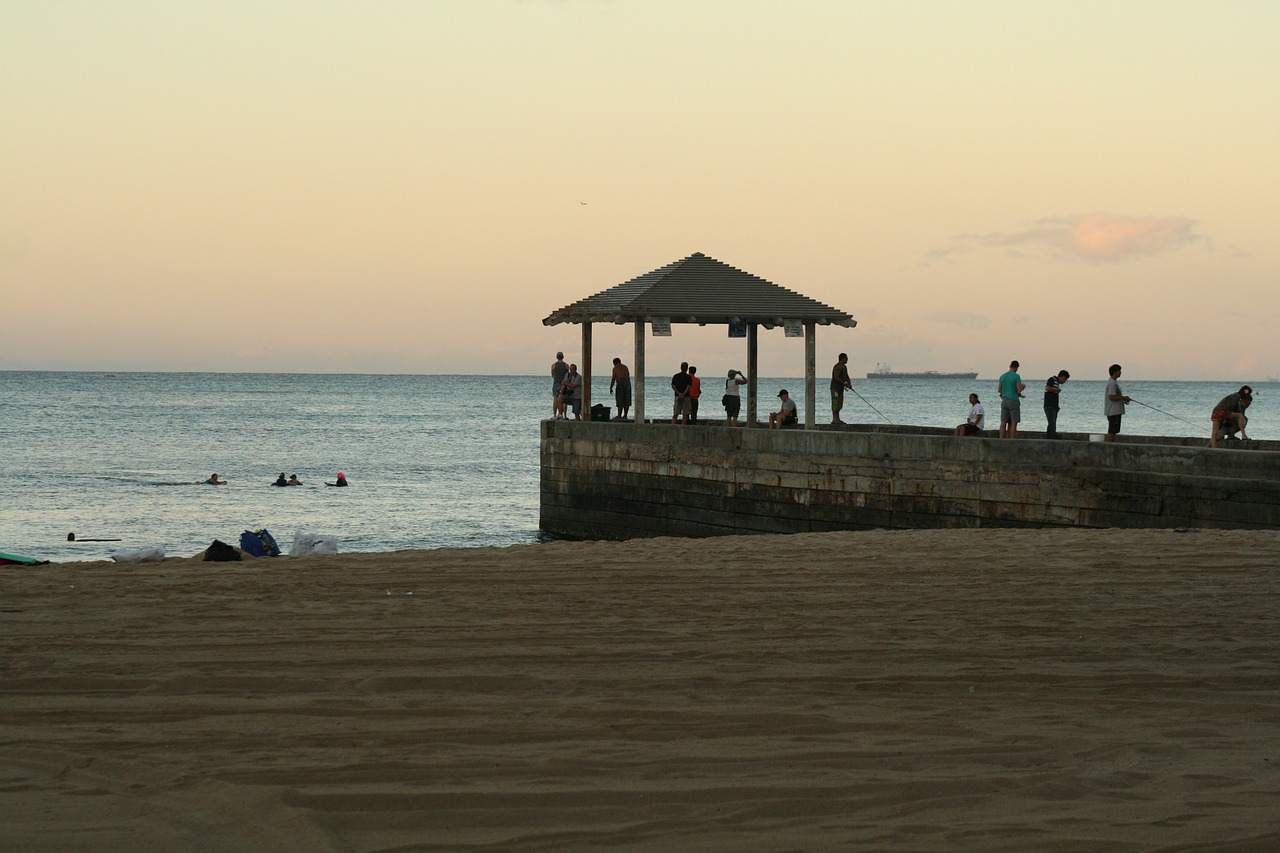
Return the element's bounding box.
[540,422,1280,539]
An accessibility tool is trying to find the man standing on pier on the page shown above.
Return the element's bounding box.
[1104,363,1130,442]
[998,360,1025,439]
[609,357,632,421]
[551,352,569,419]
[831,353,852,424]
[1044,370,1070,439]
[671,362,692,425]
[688,366,701,424]
[562,364,583,421]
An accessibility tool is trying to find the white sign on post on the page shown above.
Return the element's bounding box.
[650,317,672,336]
[784,319,803,338]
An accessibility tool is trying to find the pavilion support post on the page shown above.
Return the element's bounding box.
[633,321,646,423]
[747,324,759,426]
[581,323,592,415]
[804,321,816,429]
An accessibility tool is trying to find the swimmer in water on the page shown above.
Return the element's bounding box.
[325,472,348,487]
[273,473,288,487]
[287,474,303,486]
[203,473,227,485]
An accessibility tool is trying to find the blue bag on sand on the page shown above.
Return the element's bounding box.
[239,528,281,557]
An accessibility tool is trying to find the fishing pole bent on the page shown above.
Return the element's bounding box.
[850,386,893,423]
[1130,398,1198,428]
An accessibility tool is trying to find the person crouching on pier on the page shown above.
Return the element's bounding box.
[1210,386,1252,447]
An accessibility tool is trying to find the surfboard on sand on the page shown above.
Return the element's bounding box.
[1,552,49,566]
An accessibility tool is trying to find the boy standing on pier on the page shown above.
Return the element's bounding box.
[1104,364,1130,442]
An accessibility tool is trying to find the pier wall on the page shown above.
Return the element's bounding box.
[539,421,1280,539]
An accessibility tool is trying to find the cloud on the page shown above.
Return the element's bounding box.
[923,311,989,330]
[926,211,1200,265]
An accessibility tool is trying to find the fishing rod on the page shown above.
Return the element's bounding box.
[1129,398,1198,428]
[850,386,893,424]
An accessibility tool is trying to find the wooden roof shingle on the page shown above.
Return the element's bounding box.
[543,252,856,328]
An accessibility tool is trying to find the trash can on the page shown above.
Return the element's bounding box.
[590,404,611,422]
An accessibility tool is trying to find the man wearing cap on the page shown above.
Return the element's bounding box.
[769,389,798,430]
[1210,385,1253,447]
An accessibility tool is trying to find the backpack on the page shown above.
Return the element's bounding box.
[203,539,242,562]
[239,528,281,557]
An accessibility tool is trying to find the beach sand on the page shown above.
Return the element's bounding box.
[2,528,1278,851]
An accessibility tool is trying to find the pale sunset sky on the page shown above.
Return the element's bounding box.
[2,1,1276,380]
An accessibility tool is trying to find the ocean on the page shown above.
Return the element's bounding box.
[2,371,1273,563]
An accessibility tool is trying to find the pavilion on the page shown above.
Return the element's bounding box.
[542,252,857,426]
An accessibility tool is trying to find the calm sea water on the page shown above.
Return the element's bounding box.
[2,371,1273,562]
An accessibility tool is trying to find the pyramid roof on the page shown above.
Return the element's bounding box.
[543,252,856,328]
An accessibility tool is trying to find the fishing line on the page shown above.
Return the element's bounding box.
[1130,398,1198,428]
[850,386,893,423]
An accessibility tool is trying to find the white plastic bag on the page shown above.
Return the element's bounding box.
[110,546,166,563]
[290,532,338,557]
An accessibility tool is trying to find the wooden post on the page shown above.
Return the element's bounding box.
[581,322,592,415]
[633,320,645,423]
[804,321,816,429]
[747,323,759,426]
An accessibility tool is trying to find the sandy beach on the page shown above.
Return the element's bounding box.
[2,528,1278,851]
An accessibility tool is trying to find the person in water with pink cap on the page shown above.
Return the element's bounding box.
[326,472,348,487]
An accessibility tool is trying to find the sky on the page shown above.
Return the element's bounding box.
[2,0,1277,380]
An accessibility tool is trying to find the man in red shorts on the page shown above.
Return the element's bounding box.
[1210,386,1252,448]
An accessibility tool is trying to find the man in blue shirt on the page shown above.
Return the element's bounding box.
[997,360,1025,439]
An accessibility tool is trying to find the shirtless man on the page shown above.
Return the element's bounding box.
[609,357,632,421]
[831,353,853,424]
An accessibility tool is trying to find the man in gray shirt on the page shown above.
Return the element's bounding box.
[1104,363,1130,443]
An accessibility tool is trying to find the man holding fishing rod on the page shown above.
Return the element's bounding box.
[830,353,853,424]
[1104,364,1130,442]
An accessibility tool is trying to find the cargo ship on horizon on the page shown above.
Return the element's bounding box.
[865,363,978,380]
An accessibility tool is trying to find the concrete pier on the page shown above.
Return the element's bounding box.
[540,421,1280,539]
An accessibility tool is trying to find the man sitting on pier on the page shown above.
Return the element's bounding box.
[769,389,798,429]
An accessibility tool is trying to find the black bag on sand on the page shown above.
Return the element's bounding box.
[204,539,242,562]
